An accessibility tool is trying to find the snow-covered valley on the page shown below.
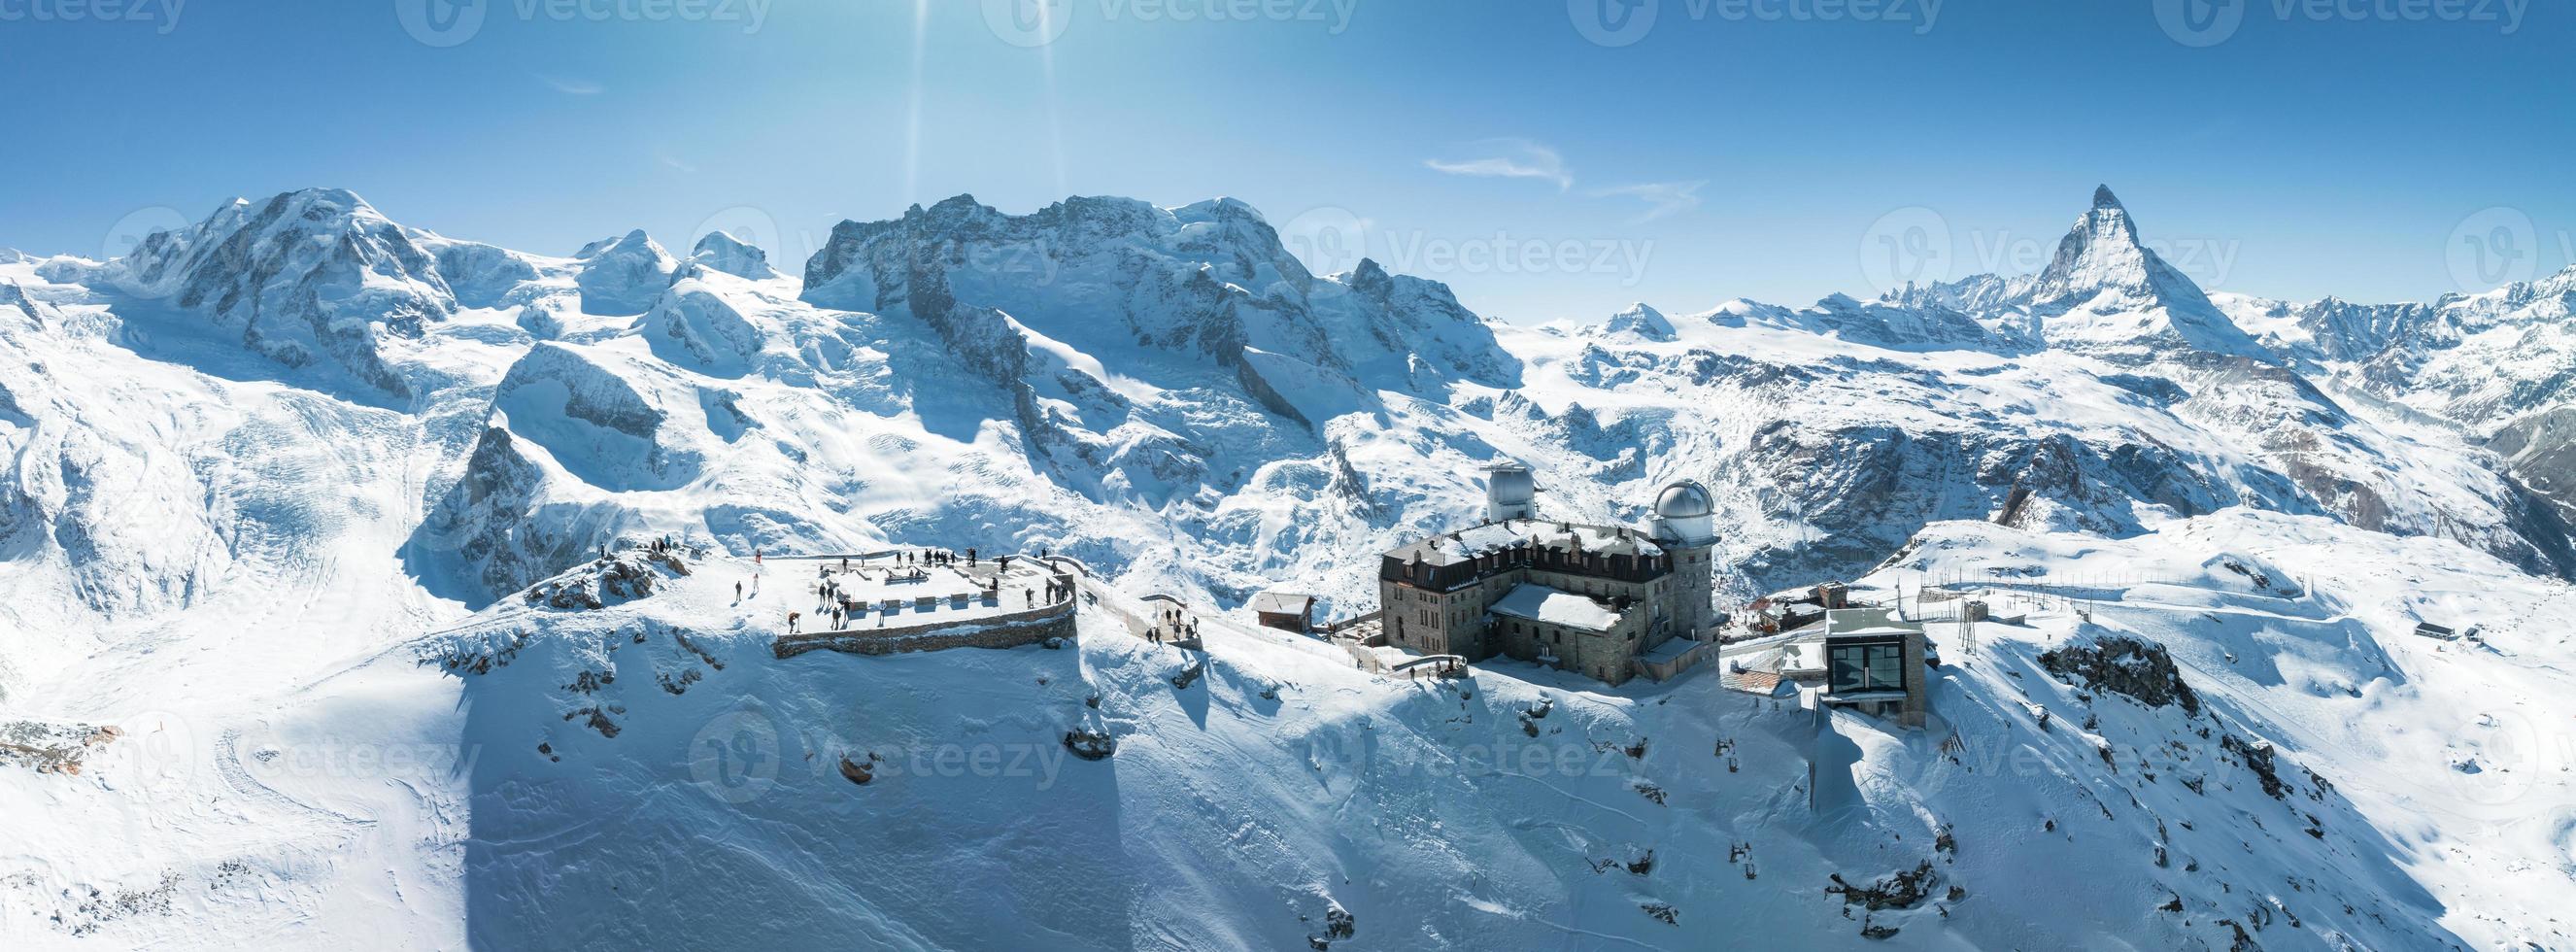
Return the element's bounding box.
[3,185,2574,950]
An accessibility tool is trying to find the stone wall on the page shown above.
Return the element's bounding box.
[772,599,1076,659]
[1633,640,1714,683]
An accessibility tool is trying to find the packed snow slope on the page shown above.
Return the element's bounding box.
[417,518,2570,951]
[1,185,2572,949]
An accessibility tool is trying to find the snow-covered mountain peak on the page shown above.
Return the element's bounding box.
[801,193,1510,392]
[573,229,679,316]
[2035,187,2153,292]
[1978,187,2270,361]
[688,229,776,280]
[575,228,658,259]
[73,187,470,396]
[1602,301,1678,341]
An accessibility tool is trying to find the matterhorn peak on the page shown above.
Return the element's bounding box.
[2037,186,2155,291]
[2022,187,2266,360]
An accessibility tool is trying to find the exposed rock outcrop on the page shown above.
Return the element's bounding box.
[2038,632,2203,715]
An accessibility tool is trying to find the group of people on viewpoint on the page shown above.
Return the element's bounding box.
[1147,604,1197,645]
[772,546,1079,634]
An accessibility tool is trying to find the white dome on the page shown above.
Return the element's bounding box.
[1654,480,1712,519]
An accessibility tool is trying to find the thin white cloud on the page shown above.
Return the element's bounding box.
[1424,138,1574,191]
[1589,180,1706,222]
[660,152,699,174]
[536,73,603,95]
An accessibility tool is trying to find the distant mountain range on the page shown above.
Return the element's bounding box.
[7,183,2576,949]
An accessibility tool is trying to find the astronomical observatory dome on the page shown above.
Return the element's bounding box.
[1654,480,1713,519]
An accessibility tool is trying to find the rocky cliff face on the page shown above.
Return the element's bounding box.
[410,425,637,601]
[801,194,1517,393]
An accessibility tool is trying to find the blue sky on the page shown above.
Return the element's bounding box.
[1,0,2567,322]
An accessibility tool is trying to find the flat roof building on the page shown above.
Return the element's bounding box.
[1816,608,1929,726]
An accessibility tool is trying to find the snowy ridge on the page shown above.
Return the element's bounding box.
[0,185,2572,949]
[1895,187,2268,362]
[690,229,780,281]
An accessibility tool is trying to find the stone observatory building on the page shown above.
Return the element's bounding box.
[1376,463,1719,685]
